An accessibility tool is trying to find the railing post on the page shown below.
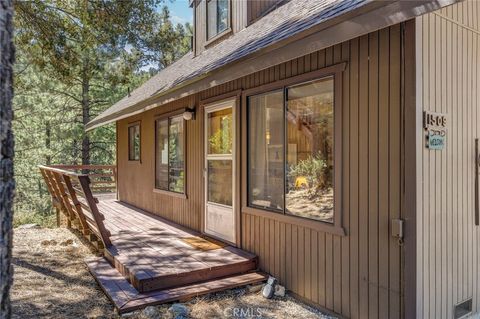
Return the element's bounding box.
[39,165,114,247]
[78,175,112,248]
[62,174,90,235]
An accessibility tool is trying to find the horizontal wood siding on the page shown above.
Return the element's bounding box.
[117,24,407,318]
[416,1,480,318]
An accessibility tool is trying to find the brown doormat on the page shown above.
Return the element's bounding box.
[181,236,227,251]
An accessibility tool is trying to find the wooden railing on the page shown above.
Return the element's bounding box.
[39,165,113,249]
[49,165,117,194]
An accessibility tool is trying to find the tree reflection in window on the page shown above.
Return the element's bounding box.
[155,115,185,193]
[247,77,335,223]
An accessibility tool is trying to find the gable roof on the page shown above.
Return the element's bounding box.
[87,0,459,130]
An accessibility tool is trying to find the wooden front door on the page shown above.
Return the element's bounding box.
[204,99,236,243]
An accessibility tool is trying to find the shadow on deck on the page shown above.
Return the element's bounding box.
[39,165,266,313]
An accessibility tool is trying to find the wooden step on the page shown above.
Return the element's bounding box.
[104,244,258,293]
[86,257,267,314]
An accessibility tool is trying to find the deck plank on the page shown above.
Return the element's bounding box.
[121,272,267,313]
[95,199,258,293]
[87,256,266,314]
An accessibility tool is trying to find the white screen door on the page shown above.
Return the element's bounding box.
[204,99,236,243]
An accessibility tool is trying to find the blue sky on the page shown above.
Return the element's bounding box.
[164,0,193,25]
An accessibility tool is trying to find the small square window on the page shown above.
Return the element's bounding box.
[207,0,229,40]
[128,123,141,161]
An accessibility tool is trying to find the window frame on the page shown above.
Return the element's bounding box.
[241,63,346,236]
[154,110,187,197]
[128,121,141,162]
[205,0,232,45]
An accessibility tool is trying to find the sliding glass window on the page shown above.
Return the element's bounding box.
[247,76,335,223]
[247,90,284,212]
[155,115,185,193]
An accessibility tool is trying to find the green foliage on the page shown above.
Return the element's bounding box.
[138,6,193,69]
[209,115,232,154]
[288,153,329,196]
[13,211,57,229]
[13,1,192,223]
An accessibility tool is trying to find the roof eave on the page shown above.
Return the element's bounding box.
[86,0,461,131]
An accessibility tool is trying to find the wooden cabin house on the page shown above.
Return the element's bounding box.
[41,0,480,318]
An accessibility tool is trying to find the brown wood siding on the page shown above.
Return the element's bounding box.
[416,1,480,318]
[194,0,247,55]
[117,23,409,318]
[194,0,206,54]
[247,0,279,23]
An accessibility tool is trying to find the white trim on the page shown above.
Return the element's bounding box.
[204,98,237,244]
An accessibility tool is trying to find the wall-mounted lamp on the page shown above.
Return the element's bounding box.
[183,108,196,121]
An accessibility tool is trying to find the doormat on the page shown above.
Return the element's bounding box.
[181,236,226,251]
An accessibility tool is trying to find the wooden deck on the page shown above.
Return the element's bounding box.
[99,199,259,292]
[39,165,265,313]
[89,199,265,312]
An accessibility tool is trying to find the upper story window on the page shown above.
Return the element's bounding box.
[207,0,229,40]
[155,115,185,194]
[128,123,141,161]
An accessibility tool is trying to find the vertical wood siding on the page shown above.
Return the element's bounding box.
[417,1,480,318]
[194,0,247,55]
[117,24,407,318]
[247,0,279,23]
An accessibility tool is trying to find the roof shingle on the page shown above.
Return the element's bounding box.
[88,0,371,128]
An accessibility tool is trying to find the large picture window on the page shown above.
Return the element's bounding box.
[155,115,185,193]
[128,123,141,161]
[207,0,229,40]
[247,76,336,223]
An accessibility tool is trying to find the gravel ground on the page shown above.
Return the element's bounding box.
[11,226,336,319]
[11,227,113,318]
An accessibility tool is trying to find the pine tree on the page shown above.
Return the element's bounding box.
[0,0,15,317]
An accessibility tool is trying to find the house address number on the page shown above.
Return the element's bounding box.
[424,111,447,150]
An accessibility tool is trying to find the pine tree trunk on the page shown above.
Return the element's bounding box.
[45,121,51,165]
[0,0,15,318]
[81,59,90,166]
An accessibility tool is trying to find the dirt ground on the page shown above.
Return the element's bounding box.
[11,226,335,319]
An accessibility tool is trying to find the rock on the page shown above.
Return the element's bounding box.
[60,239,74,246]
[18,223,40,229]
[142,306,160,319]
[41,239,57,246]
[247,283,264,293]
[262,276,277,299]
[274,284,286,297]
[168,303,188,319]
[120,311,137,318]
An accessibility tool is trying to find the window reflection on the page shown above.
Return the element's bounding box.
[128,124,140,161]
[155,116,185,193]
[207,0,229,40]
[248,90,284,211]
[247,77,335,223]
[286,78,334,222]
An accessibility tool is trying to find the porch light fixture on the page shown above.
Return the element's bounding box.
[183,108,196,121]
